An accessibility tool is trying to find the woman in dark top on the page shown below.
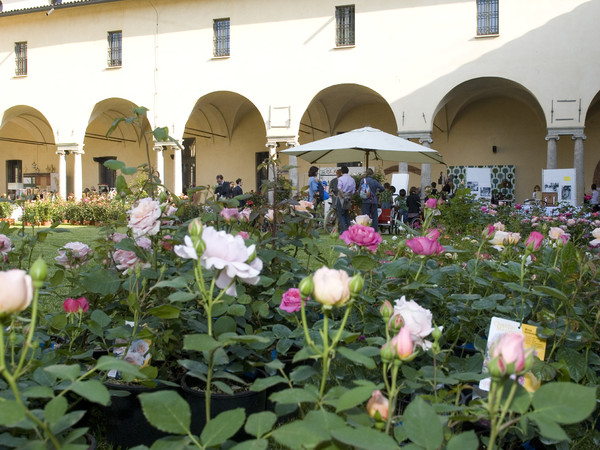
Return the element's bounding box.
[406,187,421,214]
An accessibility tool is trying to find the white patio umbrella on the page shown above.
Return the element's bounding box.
[280,126,444,167]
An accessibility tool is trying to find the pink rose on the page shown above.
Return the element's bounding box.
[424,198,437,209]
[0,270,33,314]
[406,236,444,255]
[220,208,239,222]
[113,237,152,274]
[0,234,12,257]
[238,208,252,222]
[200,226,263,296]
[312,266,351,307]
[525,231,544,251]
[237,231,250,240]
[279,288,305,313]
[127,198,161,238]
[425,228,441,240]
[366,390,389,421]
[55,241,93,269]
[63,296,89,314]
[339,224,382,252]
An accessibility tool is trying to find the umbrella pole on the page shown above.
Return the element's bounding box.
[365,151,369,171]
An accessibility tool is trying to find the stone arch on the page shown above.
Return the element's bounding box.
[431,77,547,202]
[184,91,266,192]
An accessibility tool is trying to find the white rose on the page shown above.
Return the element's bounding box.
[393,296,434,349]
[127,198,162,238]
[548,227,566,240]
[312,267,351,307]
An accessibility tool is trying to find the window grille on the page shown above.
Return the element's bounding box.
[107,31,122,67]
[336,5,355,46]
[477,0,499,35]
[213,19,230,57]
[15,42,27,76]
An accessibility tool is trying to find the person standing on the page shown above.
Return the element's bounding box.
[308,166,320,204]
[406,186,421,223]
[360,168,385,232]
[337,165,356,233]
[233,178,245,207]
[215,174,232,199]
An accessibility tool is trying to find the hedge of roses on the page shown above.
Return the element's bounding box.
[0,164,598,449]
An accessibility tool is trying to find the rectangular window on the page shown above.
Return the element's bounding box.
[477,0,499,35]
[213,18,230,57]
[15,42,27,76]
[335,5,355,46]
[107,30,122,67]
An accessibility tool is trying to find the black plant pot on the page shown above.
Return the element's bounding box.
[180,373,266,439]
[103,382,175,448]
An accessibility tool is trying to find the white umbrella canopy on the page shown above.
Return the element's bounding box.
[281,126,444,167]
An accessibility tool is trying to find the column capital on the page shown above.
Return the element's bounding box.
[154,141,180,151]
[56,143,83,155]
[571,132,587,141]
[397,132,433,143]
[546,127,585,139]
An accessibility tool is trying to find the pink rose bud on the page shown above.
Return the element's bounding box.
[489,332,528,377]
[525,231,544,252]
[388,313,404,333]
[366,390,389,421]
[63,298,80,314]
[0,270,33,314]
[379,300,393,321]
[391,326,414,360]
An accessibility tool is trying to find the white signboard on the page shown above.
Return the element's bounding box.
[542,169,576,206]
[466,167,492,199]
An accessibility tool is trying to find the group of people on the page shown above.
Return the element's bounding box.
[215,175,245,207]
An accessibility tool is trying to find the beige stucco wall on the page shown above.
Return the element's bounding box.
[1,0,600,201]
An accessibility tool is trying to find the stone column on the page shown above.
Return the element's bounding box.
[398,162,408,174]
[545,135,559,169]
[419,136,433,198]
[286,141,299,197]
[572,131,586,205]
[154,144,165,189]
[56,150,67,199]
[266,143,278,205]
[73,148,84,201]
[172,145,182,196]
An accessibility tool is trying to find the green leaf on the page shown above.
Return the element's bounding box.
[103,159,125,170]
[200,408,245,447]
[337,346,376,369]
[532,382,596,424]
[533,285,569,302]
[272,419,329,449]
[269,388,319,405]
[557,348,587,382]
[214,316,237,336]
[250,376,287,392]
[352,255,378,271]
[23,386,54,399]
[70,379,111,406]
[94,356,146,378]
[121,166,138,175]
[230,439,269,450]
[245,411,277,438]
[154,277,189,288]
[139,390,190,435]
[289,365,317,383]
[183,333,221,352]
[529,415,569,442]
[44,364,80,380]
[0,400,25,425]
[330,426,400,450]
[90,309,111,327]
[304,409,346,431]
[83,269,121,295]
[402,397,443,450]
[503,380,531,414]
[447,430,479,450]
[336,384,377,412]
[168,291,197,302]
[147,304,180,319]
[50,410,86,434]
[44,396,68,424]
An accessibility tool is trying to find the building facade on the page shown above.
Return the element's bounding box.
[1,0,599,203]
